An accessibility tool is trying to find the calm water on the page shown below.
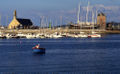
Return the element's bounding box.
[0,34,120,73]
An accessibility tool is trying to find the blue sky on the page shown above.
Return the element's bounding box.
[0,0,119,10]
[0,0,120,26]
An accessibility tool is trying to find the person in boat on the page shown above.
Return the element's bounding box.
[36,44,40,49]
[32,44,40,49]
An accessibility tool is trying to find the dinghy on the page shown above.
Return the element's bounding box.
[32,44,45,54]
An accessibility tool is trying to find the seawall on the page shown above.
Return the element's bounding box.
[0,29,120,34]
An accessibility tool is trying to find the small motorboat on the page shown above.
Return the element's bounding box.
[88,34,101,38]
[32,44,45,54]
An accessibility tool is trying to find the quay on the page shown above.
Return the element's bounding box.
[0,29,120,34]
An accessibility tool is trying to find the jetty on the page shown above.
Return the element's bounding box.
[0,29,120,34]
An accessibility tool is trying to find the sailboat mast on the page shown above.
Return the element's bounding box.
[42,16,44,28]
[7,16,8,26]
[95,10,98,24]
[77,3,80,24]
[86,2,90,24]
[0,15,1,26]
[92,10,95,33]
[92,10,94,25]
[40,17,42,28]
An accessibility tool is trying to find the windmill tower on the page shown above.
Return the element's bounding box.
[97,12,106,30]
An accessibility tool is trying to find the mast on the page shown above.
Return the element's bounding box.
[86,2,90,24]
[92,10,94,25]
[95,10,98,24]
[77,3,80,24]
[60,16,62,26]
[0,15,1,27]
[41,16,44,28]
[40,17,42,29]
[7,16,8,26]
[45,17,48,28]
[92,10,95,33]
[49,19,52,29]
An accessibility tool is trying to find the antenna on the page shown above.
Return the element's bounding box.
[77,3,81,24]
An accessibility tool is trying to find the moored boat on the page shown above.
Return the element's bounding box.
[0,32,6,39]
[33,48,45,54]
[32,44,45,54]
[88,34,101,38]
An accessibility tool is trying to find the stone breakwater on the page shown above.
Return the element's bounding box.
[0,29,120,34]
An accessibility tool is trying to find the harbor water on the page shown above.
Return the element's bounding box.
[0,34,120,73]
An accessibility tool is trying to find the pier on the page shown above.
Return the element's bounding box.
[0,29,120,34]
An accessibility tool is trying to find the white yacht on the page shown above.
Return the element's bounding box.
[35,33,45,38]
[52,32,63,38]
[78,32,88,38]
[16,32,26,38]
[6,33,19,38]
[26,33,36,39]
[88,31,101,38]
[0,32,6,38]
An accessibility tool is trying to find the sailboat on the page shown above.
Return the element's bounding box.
[88,10,101,38]
[76,3,88,38]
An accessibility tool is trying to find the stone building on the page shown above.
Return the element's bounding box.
[8,10,33,29]
[97,12,106,30]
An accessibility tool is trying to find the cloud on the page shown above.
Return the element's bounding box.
[94,4,120,11]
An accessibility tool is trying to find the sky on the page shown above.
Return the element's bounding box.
[0,0,120,26]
